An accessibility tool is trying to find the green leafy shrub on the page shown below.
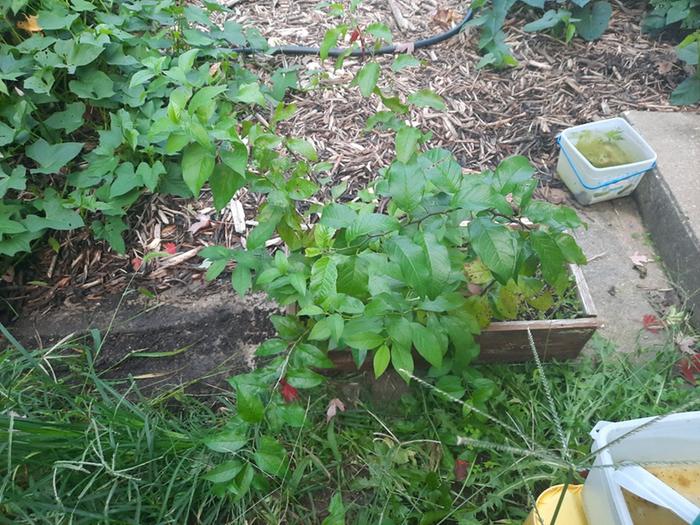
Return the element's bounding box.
[468,0,613,69]
[671,30,700,104]
[0,0,309,259]
[643,0,700,33]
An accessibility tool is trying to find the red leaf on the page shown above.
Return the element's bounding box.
[454,459,469,481]
[642,314,663,334]
[678,355,700,385]
[349,27,361,43]
[279,378,299,403]
[163,242,177,255]
[131,257,142,271]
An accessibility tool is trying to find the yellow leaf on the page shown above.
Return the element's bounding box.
[17,15,42,32]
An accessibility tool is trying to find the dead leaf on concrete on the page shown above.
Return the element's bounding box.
[326,398,346,423]
[630,252,651,278]
[676,335,697,356]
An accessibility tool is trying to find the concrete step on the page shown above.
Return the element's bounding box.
[624,111,700,327]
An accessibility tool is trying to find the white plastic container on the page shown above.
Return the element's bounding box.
[582,411,700,525]
[556,117,657,205]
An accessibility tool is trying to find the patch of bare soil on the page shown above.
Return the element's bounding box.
[3,0,691,320]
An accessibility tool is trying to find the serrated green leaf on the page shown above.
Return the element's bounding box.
[410,322,442,368]
[320,28,340,59]
[355,62,380,97]
[345,213,400,243]
[366,22,392,43]
[320,204,357,229]
[395,126,421,163]
[468,218,518,284]
[385,161,425,212]
[531,230,566,287]
[387,236,430,297]
[392,54,421,71]
[310,256,337,300]
[494,156,535,194]
[237,391,264,423]
[555,233,586,264]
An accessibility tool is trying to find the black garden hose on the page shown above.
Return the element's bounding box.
[231,8,474,56]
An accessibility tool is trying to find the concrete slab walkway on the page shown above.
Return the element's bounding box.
[623,111,700,328]
[573,197,671,353]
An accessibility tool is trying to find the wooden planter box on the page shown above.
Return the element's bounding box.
[328,265,601,371]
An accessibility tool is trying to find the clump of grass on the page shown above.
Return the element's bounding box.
[0,327,696,524]
[0,334,238,524]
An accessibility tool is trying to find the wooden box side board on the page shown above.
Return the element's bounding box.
[477,264,602,362]
[329,265,602,370]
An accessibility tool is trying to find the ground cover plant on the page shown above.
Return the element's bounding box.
[1,329,697,524]
[0,0,317,264]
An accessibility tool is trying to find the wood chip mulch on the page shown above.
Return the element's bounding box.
[3,0,694,320]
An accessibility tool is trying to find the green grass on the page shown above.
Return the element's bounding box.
[0,333,697,524]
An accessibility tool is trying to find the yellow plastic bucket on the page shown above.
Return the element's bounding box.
[524,484,588,525]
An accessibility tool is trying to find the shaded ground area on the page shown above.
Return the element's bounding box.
[12,283,277,395]
[2,2,690,319]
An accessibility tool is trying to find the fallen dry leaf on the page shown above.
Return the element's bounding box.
[630,252,651,278]
[209,62,221,76]
[394,42,415,54]
[2,266,14,283]
[676,335,697,356]
[534,186,568,204]
[326,398,346,423]
[17,15,41,32]
[656,61,673,75]
[629,252,651,267]
[433,7,460,29]
[188,214,211,235]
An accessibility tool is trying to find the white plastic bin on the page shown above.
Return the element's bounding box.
[582,411,700,525]
[556,117,657,205]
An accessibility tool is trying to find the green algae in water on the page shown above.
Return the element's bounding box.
[574,129,633,168]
